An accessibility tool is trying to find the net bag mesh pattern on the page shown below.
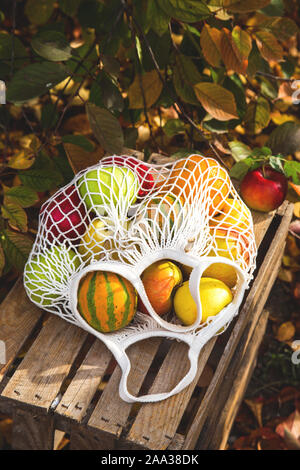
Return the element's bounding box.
[24,154,257,403]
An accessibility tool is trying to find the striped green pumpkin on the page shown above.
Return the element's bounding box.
[77,271,137,333]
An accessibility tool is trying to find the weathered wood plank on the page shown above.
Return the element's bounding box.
[55,339,112,422]
[208,309,270,450]
[126,338,216,450]
[12,407,55,450]
[0,278,44,385]
[88,337,162,438]
[70,424,116,450]
[1,315,88,410]
[183,202,294,449]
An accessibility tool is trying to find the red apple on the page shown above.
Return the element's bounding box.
[41,185,87,242]
[240,166,288,212]
[101,155,154,197]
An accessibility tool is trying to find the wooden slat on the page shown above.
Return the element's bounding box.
[183,202,294,449]
[1,315,88,410]
[198,244,286,449]
[208,309,270,449]
[88,337,162,438]
[126,338,216,450]
[55,339,112,422]
[12,407,55,450]
[70,424,117,450]
[0,278,44,385]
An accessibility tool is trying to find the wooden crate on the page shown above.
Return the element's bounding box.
[0,149,294,450]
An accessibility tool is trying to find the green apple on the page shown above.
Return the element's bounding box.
[77,166,139,212]
[24,245,80,306]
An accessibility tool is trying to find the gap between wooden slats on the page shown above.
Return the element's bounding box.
[1,315,88,410]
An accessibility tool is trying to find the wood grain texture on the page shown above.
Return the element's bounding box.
[183,203,293,449]
[208,309,270,449]
[55,339,112,422]
[1,315,88,410]
[12,407,54,450]
[88,337,162,437]
[0,278,43,385]
[126,338,216,450]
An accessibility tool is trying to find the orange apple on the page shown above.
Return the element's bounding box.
[138,260,183,316]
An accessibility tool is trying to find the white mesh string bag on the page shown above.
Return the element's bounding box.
[24,154,257,403]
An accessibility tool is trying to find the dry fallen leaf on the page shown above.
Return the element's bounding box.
[276,409,300,450]
[244,398,263,428]
[63,142,105,175]
[276,321,296,342]
[294,202,300,218]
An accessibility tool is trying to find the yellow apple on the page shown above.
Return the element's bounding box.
[173,277,233,326]
[78,218,115,263]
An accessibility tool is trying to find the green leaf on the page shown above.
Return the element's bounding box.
[283,161,300,185]
[7,62,69,104]
[0,243,4,277]
[171,149,195,159]
[53,144,75,184]
[260,77,278,100]
[163,119,185,137]
[0,229,33,273]
[61,135,95,152]
[0,33,28,69]
[58,0,82,16]
[228,141,252,162]
[31,31,72,62]
[173,55,202,105]
[229,161,251,180]
[124,127,138,148]
[101,75,124,113]
[4,186,38,208]
[223,74,246,120]
[19,168,62,192]
[25,0,55,25]
[86,103,124,154]
[159,0,210,22]
[244,97,270,134]
[18,153,63,191]
[41,103,59,129]
[261,0,284,16]
[269,155,284,174]
[267,122,300,156]
[146,0,170,36]
[1,199,28,232]
[77,0,104,29]
[65,38,98,82]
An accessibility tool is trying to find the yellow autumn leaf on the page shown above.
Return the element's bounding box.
[232,26,252,61]
[128,70,163,109]
[7,149,35,170]
[220,28,248,74]
[255,31,284,62]
[200,24,222,68]
[293,202,300,218]
[193,82,238,121]
[271,111,300,126]
[19,133,41,152]
[276,321,296,342]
